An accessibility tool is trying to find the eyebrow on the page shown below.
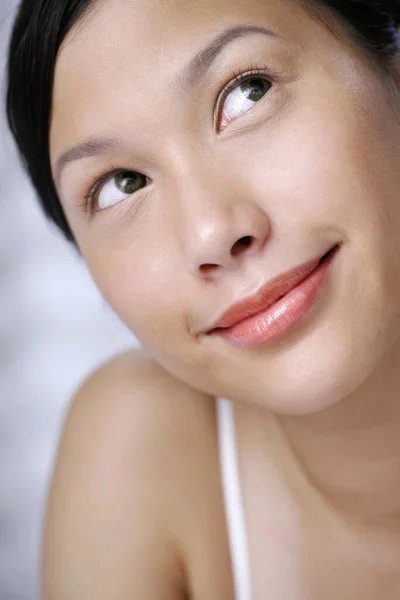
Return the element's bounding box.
[54,24,278,188]
[177,24,278,93]
[54,136,121,190]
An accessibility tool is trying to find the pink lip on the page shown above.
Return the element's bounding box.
[207,244,339,348]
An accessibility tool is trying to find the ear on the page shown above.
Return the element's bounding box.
[392,25,400,76]
[391,29,400,100]
[396,24,400,60]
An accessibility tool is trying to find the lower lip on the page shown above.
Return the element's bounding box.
[212,246,339,349]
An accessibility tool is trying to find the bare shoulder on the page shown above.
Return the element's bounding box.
[43,349,233,599]
[57,349,220,493]
[70,347,218,440]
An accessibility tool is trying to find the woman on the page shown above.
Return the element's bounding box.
[6,0,400,597]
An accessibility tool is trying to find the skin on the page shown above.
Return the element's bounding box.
[45,0,400,597]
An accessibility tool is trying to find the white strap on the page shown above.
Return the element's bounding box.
[216,397,253,600]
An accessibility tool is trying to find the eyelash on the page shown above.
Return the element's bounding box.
[82,64,276,213]
[215,63,276,127]
[81,164,131,213]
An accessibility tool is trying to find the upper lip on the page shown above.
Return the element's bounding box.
[206,245,338,332]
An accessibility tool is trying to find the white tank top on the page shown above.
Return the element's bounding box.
[216,397,253,600]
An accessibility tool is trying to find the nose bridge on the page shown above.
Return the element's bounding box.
[168,153,271,275]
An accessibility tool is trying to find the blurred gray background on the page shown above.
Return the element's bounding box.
[0,3,137,598]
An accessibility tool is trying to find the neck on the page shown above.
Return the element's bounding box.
[276,337,400,526]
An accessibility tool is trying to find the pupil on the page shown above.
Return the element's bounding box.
[241,78,270,102]
[116,171,143,194]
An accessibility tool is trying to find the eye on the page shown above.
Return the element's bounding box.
[92,170,148,211]
[218,75,272,131]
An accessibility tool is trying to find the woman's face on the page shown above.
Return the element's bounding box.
[50,0,400,414]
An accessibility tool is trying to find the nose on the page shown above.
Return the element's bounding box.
[175,169,271,278]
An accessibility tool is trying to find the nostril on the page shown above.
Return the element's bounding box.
[231,236,253,257]
[198,236,256,275]
[199,262,219,275]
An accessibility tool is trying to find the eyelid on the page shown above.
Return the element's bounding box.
[82,166,148,214]
[82,164,117,212]
[214,65,278,131]
[79,66,277,213]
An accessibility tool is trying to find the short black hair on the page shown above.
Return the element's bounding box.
[6,0,400,242]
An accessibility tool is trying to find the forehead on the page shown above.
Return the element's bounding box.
[49,0,338,156]
[62,0,306,50]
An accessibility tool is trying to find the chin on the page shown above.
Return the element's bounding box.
[213,305,396,417]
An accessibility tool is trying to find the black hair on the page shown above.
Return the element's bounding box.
[5,0,400,242]
[6,0,96,242]
[305,1,400,58]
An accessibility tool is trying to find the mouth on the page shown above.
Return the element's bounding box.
[207,244,340,334]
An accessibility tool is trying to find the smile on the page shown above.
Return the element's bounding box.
[207,244,340,349]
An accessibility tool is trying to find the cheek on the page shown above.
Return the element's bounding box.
[84,242,186,344]
[245,85,396,233]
